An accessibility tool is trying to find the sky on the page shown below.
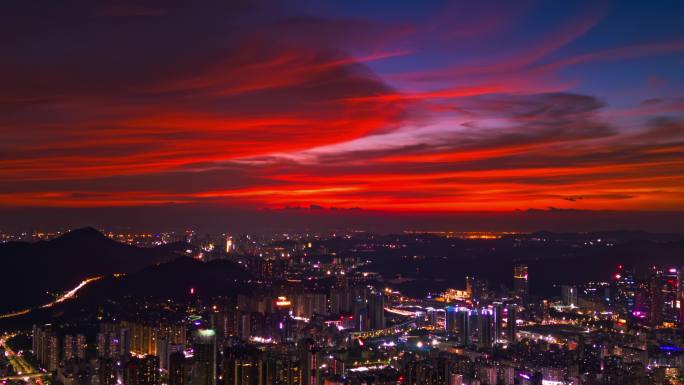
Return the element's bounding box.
[1,1,684,232]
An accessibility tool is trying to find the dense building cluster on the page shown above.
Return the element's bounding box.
[1,231,683,385]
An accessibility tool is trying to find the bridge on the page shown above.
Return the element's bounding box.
[350,318,417,340]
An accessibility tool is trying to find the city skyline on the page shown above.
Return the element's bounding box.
[3,3,684,383]
[2,226,684,384]
[2,1,684,232]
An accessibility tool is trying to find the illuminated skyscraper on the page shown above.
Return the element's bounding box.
[192,329,217,385]
[352,297,368,331]
[678,268,684,326]
[222,346,269,385]
[561,285,578,307]
[649,269,665,327]
[493,303,504,341]
[225,236,234,253]
[368,291,385,330]
[506,306,517,342]
[32,324,59,371]
[478,309,494,348]
[465,276,475,298]
[63,334,74,361]
[513,264,529,301]
[299,339,321,385]
[612,265,636,316]
[124,355,159,385]
[61,333,85,361]
[445,307,458,335]
[662,267,679,324]
[141,355,160,385]
[647,267,679,327]
[457,309,473,346]
[76,334,86,360]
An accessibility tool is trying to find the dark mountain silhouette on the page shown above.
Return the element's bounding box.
[0,227,190,313]
[0,257,254,330]
[78,256,253,300]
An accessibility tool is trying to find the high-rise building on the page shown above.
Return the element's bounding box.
[97,333,107,358]
[352,297,367,331]
[612,265,636,316]
[99,357,118,385]
[499,366,515,385]
[649,269,666,327]
[141,355,160,385]
[63,334,74,361]
[62,334,85,361]
[480,366,497,385]
[124,358,142,385]
[465,276,475,299]
[191,329,217,385]
[156,338,169,370]
[299,339,321,385]
[222,346,267,385]
[466,277,489,303]
[458,309,473,346]
[445,307,458,335]
[32,324,59,371]
[678,268,684,326]
[662,268,679,324]
[561,285,578,307]
[513,264,529,301]
[120,328,132,357]
[47,334,59,371]
[478,309,494,349]
[493,303,504,342]
[506,306,517,342]
[76,334,86,360]
[169,352,186,385]
[368,291,385,330]
[226,236,234,253]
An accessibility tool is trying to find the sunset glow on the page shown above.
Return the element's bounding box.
[2,1,684,218]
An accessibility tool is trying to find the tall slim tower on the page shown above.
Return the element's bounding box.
[513,264,529,301]
[506,306,517,342]
[678,267,684,327]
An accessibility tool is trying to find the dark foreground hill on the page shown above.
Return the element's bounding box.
[0,227,189,313]
[0,257,254,330]
[81,256,254,300]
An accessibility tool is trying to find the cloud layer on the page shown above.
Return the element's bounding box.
[1,1,683,214]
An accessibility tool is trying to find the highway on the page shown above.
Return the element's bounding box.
[0,334,48,384]
[0,276,103,320]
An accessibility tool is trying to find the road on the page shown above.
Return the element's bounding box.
[0,276,103,320]
[0,334,48,384]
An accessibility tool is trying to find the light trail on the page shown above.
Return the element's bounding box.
[0,276,103,319]
[384,307,419,317]
[41,276,102,308]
